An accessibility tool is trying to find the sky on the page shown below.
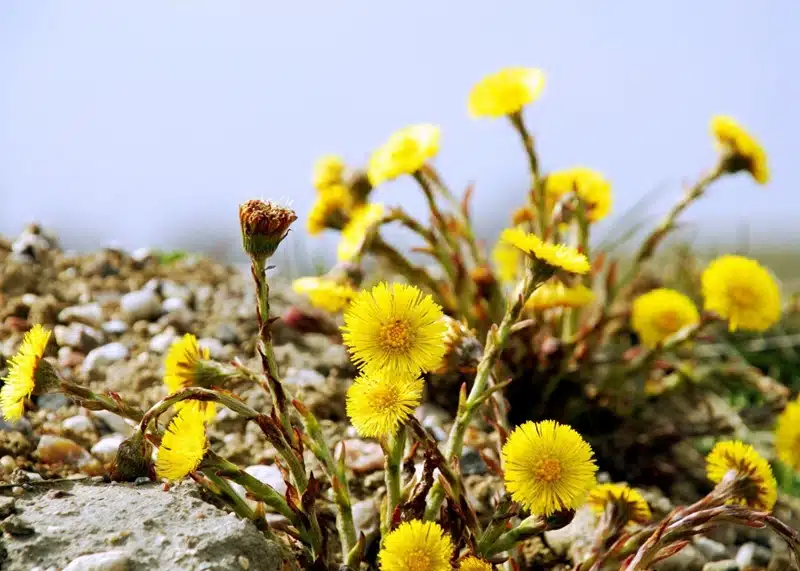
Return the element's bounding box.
[1,1,798,262]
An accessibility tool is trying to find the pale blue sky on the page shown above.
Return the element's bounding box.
[1,1,797,260]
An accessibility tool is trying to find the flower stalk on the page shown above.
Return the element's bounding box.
[383,426,407,533]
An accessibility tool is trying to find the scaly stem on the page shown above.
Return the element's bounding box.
[509,112,544,237]
[383,427,407,533]
[484,515,547,557]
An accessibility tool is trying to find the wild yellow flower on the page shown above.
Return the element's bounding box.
[1,324,56,422]
[164,333,217,423]
[468,67,545,118]
[346,372,423,438]
[775,397,800,471]
[587,483,651,525]
[711,115,769,185]
[458,556,492,571]
[342,282,447,376]
[492,238,522,283]
[702,255,781,332]
[337,203,385,262]
[525,281,595,311]
[544,167,613,222]
[706,440,777,512]
[155,406,208,482]
[292,276,356,313]
[367,124,440,186]
[631,288,700,348]
[378,519,454,571]
[307,184,354,235]
[500,228,590,275]
[312,154,346,191]
[502,420,598,516]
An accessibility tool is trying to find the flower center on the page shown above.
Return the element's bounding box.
[372,384,401,412]
[729,285,757,308]
[533,456,562,483]
[406,552,431,571]
[379,319,413,353]
[654,310,681,334]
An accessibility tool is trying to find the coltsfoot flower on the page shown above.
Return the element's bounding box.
[587,483,652,526]
[702,255,781,332]
[346,372,423,438]
[342,282,447,376]
[312,154,346,191]
[238,199,297,262]
[711,115,769,185]
[164,333,227,422]
[155,406,208,481]
[492,238,522,283]
[378,519,454,571]
[631,288,700,348]
[458,556,492,571]
[706,440,777,512]
[367,124,440,186]
[337,203,385,262]
[292,276,356,313]
[525,281,595,311]
[307,184,354,235]
[544,167,613,222]
[775,397,800,471]
[1,324,57,422]
[500,228,590,276]
[502,420,598,516]
[468,67,545,118]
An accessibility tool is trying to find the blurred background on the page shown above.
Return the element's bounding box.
[1,1,798,266]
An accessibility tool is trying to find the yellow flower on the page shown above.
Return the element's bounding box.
[342,282,447,376]
[458,556,492,571]
[312,154,346,191]
[367,124,440,186]
[492,239,522,283]
[1,324,54,422]
[468,67,545,118]
[775,397,800,471]
[587,483,651,525]
[502,420,598,516]
[307,184,354,235]
[337,203,385,262]
[711,116,769,185]
[526,281,595,311]
[164,333,217,422]
[631,288,700,348]
[544,167,613,222]
[702,255,781,332]
[346,372,423,438]
[500,228,590,275]
[378,520,454,571]
[706,440,777,512]
[155,407,208,481]
[292,276,356,313]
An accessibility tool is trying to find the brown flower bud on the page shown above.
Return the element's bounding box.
[110,430,153,482]
[239,200,297,263]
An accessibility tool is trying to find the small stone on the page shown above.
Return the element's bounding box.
[652,544,707,571]
[37,393,71,410]
[0,497,15,519]
[695,537,729,562]
[54,323,105,353]
[131,247,153,263]
[214,322,240,344]
[351,499,378,536]
[149,328,178,354]
[120,289,162,323]
[36,435,92,466]
[460,447,488,476]
[162,297,187,313]
[63,416,95,434]
[11,487,24,496]
[59,303,104,327]
[339,439,384,474]
[91,434,125,460]
[102,320,129,336]
[701,561,740,571]
[735,542,770,567]
[161,281,192,303]
[238,555,250,570]
[0,456,16,474]
[91,411,134,436]
[244,464,286,496]
[285,368,326,389]
[63,550,131,571]
[0,416,33,434]
[2,514,34,536]
[198,338,224,360]
[82,343,129,375]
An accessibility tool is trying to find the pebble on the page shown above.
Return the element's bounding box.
[63,550,131,571]
[161,281,192,304]
[161,297,187,313]
[700,561,739,571]
[694,537,729,562]
[2,514,35,536]
[653,544,707,571]
[0,416,33,434]
[120,289,162,323]
[62,415,95,434]
[36,435,92,466]
[735,542,770,567]
[198,338,224,360]
[351,499,379,536]
[81,343,129,375]
[11,486,24,496]
[339,439,384,474]
[1,455,17,473]
[54,323,105,352]
[37,393,71,410]
[460,447,488,476]
[58,303,104,327]
[91,434,126,460]
[149,328,178,354]
[214,322,240,344]
[102,320,129,336]
[244,464,286,496]
[285,368,326,389]
[91,410,134,436]
[131,247,153,263]
[0,497,15,519]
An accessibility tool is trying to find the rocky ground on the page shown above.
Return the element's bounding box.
[0,225,798,570]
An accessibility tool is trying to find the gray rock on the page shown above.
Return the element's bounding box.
[119,289,162,323]
[700,561,740,571]
[54,323,105,353]
[351,499,379,537]
[36,435,92,467]
[0,497,15,519]
[161,281,192,304]
[244,464,286,496]
[285,368,326,389]
[694,537,729,562]
[63,551,130,571]
[149,328,178,354]
[81,343,129,375]
[62,415,95,434]
[101,320,129,336]
[654,545,707,571]
[459,448,488,476]
[91,434,125,460]
[214,322,240,344]
[59,303,104,327]
[2,480,283,571]
[90,411,134,436]
[735,541,771,567]
[161,297,188,314]
[36,393,70,410]
[0,417,33,434]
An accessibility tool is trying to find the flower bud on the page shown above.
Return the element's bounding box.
[239,200,297,263]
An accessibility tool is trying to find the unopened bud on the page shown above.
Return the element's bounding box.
[239,199,297,263]
[110,430,153,482]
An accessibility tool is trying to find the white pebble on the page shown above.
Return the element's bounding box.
[149,328,178,354]
[91,434,126,460]
[63,550,131,571]
[62,415,95,433]
[81,343,129,375]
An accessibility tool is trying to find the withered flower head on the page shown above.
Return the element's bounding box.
[110,429,153,482]
[433,316,483,375]
[239,199,297,263]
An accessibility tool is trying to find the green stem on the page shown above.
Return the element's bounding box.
[509,112,544,237]
[383,427,406,533]
[137,387,258,433]
[484,515,547,557]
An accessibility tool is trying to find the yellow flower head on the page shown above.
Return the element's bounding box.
[346,372,423,438]
[468,67,545,118]
[502,420,598,516]
[631,288,700,348]
[307,184,354,235]
[702,255,781,332]
[378,519,454,571]
[312,154,346,191]
[155,407,208,482]
[458,556,492,571]
[337,203,385,262]
[1,324,54,422]
[587,483,651,526]
[706,440,777,512]
[500,228,590,276]
[368,124,440,186]
[544,167,613,222]
[292,276,356,313]
[711,116,769,185]
[492,238,522,284]
[342,282,447,376]
[164,333,216,422]
[775,397,800,471]
[526,281,595,311]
